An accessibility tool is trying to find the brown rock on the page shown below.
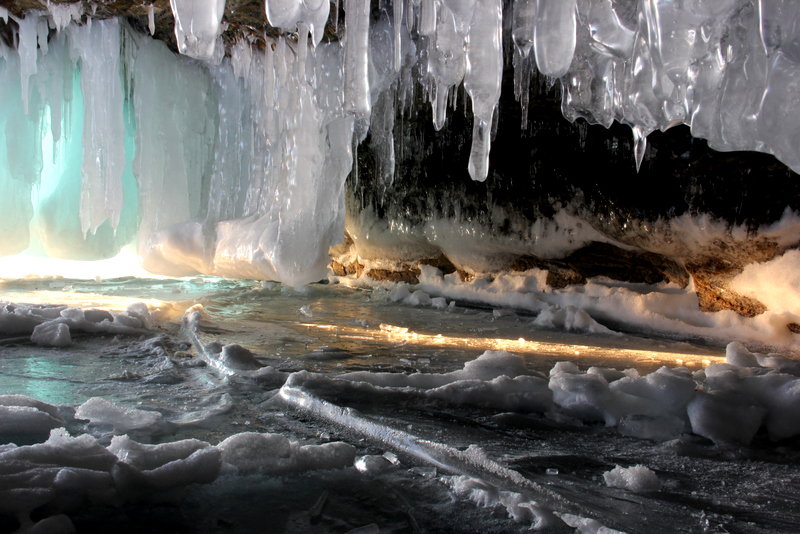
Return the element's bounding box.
[330,260,347,277]
[418,255,457,275]
[366,267,420,284]
[456,269,474,283]
[691,275,767,318]
[546,268,586,289]
[344,260,365,277]
[564,242,689,287]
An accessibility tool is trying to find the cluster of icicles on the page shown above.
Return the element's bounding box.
[0,0,798,284]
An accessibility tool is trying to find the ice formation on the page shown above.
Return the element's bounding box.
[602,464,662,493]
[169,0,226,60]
[2,1,800,285]
[338,261,800,351]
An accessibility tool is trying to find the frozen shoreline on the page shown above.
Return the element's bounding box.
[1,287,799,532]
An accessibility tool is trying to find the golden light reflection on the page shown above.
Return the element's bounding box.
[306,322,726,368]
[0,248,158,281]
[1,290,172,313]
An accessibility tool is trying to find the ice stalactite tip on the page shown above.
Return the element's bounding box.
[169,0,226,60]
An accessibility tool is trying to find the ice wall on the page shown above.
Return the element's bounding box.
[1,1,800,284]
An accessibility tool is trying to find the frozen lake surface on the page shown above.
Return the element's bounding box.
[1,277,798,533]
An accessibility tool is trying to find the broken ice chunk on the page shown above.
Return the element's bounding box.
[75,397,163,433]
[31,321,72,347]
[603,464,661,492]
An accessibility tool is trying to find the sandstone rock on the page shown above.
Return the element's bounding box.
[366,268,420,284]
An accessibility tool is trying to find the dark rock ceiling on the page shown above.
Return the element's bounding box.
[0,0,344,52]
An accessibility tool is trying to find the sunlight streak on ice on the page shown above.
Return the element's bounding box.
[304,321,725,368]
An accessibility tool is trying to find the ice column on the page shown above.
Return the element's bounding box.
[512,0,536,57]
[0,45,37,254]
[197,30,354,285]
[169,0,226,61]
[427,2,468,131]
[464,0,502,182]
[68,19,126,235]
[15,14,39,115]
[393,0,403,71]
[132,33,216,274]
[533,0,577,78]
[344,0,371,119]
[147,4,155,36]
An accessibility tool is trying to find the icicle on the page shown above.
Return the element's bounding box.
[442,0,476,35]
[37,17,49,56]
[231,38,253,80]
[393,0,404,71]
[296,22,309,80]
[632,125,647,172]
[464,0,503,182]
[511,0,536,58]
[533,0,577,78]
[427,3,466,131]
[14,14,39,116]
[169,0,226,61]
[68,18,126,235]
[47,1,83,33]
[265,0,302,28]
[147,4,155,36]
[265,1,329,47]
[419,0,437,36]
[406,0,416,31]
[304,0,330,47]
[343,0,371,117]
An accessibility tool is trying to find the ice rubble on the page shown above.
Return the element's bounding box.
[2,1,800,285]
[273,346,800,447]
[338,260,800,352]
[2,341,798,530]
[602,464,661,493]
[0,420,355,532]
[0,301,155,347]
